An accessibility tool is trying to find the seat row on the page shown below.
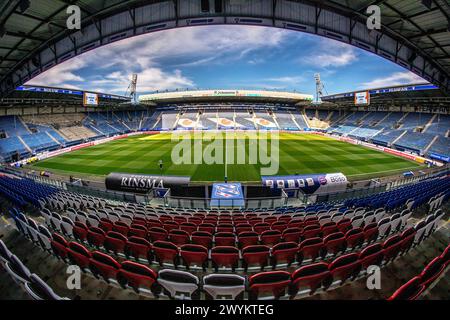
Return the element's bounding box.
[388,244,449,300]
[0,240,68,300]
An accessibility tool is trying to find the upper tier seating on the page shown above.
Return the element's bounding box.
[0,116,30,137]
[393,131,436,154]
[400,113,433,130]
[425,114,450,136]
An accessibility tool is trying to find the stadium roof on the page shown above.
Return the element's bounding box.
[139,89,313,104]
[321,82,450,106]
[0,84,130,107]
[0,0,449,96]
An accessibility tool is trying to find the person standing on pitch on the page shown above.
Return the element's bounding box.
[158,159,163,173]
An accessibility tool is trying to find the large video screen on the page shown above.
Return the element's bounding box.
[83,92,99,106]
[354,91,370,105]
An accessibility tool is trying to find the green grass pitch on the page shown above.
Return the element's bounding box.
[31,132,423,182]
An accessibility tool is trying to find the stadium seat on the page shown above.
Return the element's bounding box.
[158,269,200,299]
[387,276,425,300]
[328,253,362,284]
[260,230,282,246]
[399,228,416,254]
[0,240,12,266]
[345,228,364,249]
[203,274,246,300]
[382,235,403,263]
[282,227,302,243]
[321,222,338,237]
[117,261,159,295]
[271,242,298,266]
[24,274,68,300]
[87,226,106,248]
[50,233,69,261]
[238,231,259,248]
[148,227,168,242]
[5,254,31,286]
[169,229,191,246]
[359,243,384,269]
[323,232,346,256]
[180,244,208,270]
[73,222,89,242]
[191,231,213,248]
[104,231,128,254]
[112,221,130,236]
[89,251,121,283]
[298,237,324,263]
[152,241,179,266]
[211,246,240,271]
[214,232,236,247]
[290,262,332,296]
[67,241,92,270]
[242,245,270,270]
[363,223,379,243]
[302,224,321,239]
[128,224,148,238]
[248,271,291,300]
[419,257,446,286]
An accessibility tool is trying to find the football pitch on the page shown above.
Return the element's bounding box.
[31,132,423,182]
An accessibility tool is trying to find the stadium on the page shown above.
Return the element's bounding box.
[0,0,448,308]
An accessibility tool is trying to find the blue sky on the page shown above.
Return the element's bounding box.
[27,25,427,97]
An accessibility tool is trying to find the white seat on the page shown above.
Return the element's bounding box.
[203,274,246,300]
[377,218,391,238]
[374,209,385,223]
[400,209,412,228]
[351,215,364,228]
[389,213,402,233]
[5,255,31,286]
[25,274,69,300]
[158,269,199,299]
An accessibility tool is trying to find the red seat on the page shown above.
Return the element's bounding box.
[198,223,215,234]
[87,226,106,248]
[264,217,277,225]
[260,230,281,247]
[419,256,446,286]
[399,228,416,254]
[387,276,425,300]
[323,232,346,256]
[302,224,321,239]
[337,218,352,234]
[132,217,146,227]
[216,223,234,233]
[290,262,332,296]
[112,221,129,236]
[282,227,302,243]
[298,237,324,263]
[159,216,172,223]
[359,243,384,269]
[148,227,168,242]
[99,218,113,233]
[382,235,403,263]
[237,231,259,248]
[50,233,68,260]
[235,223,253,234]
[248,218,263,226]
[67,241,91,270]
[254,223,271,234]
[329,253,362,283]
[211,246,240,271]
[214,232,236,247]
[321,222,338,237]
[363,223,379,244]
[128,224,148,238]
[117,261,158,294]
[174,216,187,224]
[146,219,163,229]
[180,222,197,235]
[288,220,303,229]
[272,242,298,266]
[163,221,179,233]
[271,222,287,232]
[89,251,121,282]
[345,228,364,249]
[169,229,190,245]
[248,271,291,299]
[242,245,270,270]
[188,217,202,226]
[73,221,88,242]
[152,241,179,265]
[191,231,213,249]
[104,231,127,254]
[180,244,208,270]
[125,236,152,261]
[440,244,450,267]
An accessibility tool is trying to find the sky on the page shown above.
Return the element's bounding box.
[26,25,427,97]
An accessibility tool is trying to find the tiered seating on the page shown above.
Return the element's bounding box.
[427,136,450,158]
[160,111,179,129]
[388,243,449,300]
[425,114,450,136]
[394,131,435,154]
[291,111,307,129]
[359,112,388,126]
[234,111,256,129]
[0,239,69,300]
[341,111,367,125]
[400,113,433,130]
[0,136,29,161]
[371,130,405,146]
[377,112,404,128]
[58,126,97,141]
[275,111,298,130]
[21,132,60,153]
[348,126,382,140]
[0,115,30,136]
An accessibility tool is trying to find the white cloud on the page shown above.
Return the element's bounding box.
[360,71,428,89]
[26,25,289,94]
[303,39,357,68]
